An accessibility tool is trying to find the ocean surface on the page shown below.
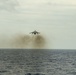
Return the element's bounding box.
[0,49,76,75]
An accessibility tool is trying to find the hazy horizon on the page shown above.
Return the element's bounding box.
[0,0,76,49]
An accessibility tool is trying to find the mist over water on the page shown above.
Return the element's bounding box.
[11,34,31,48]
[31,35,46,49]
[0,33,46,48]
[10,33,46,49]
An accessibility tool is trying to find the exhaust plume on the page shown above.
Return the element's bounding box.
[11,34,31,48]
[31,35,46,49]
[0,34,46,49]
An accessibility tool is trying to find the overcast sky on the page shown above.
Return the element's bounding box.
[0,0,76,49]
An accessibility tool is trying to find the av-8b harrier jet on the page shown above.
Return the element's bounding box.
[30,30,40,35]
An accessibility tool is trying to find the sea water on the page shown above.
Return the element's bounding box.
[0,49,76,75]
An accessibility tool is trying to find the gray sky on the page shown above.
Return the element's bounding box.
[0,0,76,49]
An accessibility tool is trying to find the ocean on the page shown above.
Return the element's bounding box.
[0,49,76,75]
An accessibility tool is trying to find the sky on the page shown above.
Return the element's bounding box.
[0,0,76,49]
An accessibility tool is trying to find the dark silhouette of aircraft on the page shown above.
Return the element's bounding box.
[30,30,40,35]
[26,73,31,75]
[25,73,45,75]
